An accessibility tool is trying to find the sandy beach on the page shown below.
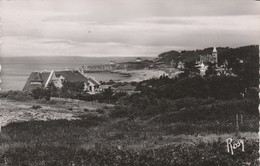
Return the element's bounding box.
[114,69,167,82]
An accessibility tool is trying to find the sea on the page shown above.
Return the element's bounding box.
[0,56,146,91]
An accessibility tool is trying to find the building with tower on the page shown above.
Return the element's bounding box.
[199,47,218,65]
[196,47,218,75]
[196,47,235,76]
[212,47,218,64]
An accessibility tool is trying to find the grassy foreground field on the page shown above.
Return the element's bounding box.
[0,99,259,165]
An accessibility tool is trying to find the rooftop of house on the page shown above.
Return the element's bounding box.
[55,70,89,83]
[86,76,100,86]
[23,70,100,91]
[23,72,51,91]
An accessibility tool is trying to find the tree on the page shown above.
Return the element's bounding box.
[179,61,200,78]
[207,75,244,100]
[205,62,217,76]
[101,87,114,103]
[47,82,59,97]
[31,87,51,100]
[61,81,85,99]
[244,87,259,100]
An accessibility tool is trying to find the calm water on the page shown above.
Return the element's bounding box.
[0,56,139,91]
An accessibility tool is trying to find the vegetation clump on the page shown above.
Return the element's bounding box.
[0,90,33,101]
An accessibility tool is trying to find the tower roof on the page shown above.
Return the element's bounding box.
[213,47,217,53]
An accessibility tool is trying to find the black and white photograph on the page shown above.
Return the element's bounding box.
[0,0,259,165]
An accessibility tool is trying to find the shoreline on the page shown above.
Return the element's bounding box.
[85,69,167,83]
[85,70,132,78]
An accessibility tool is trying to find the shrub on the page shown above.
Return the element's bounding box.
[109,106,133,118]
[96,109,105,114]
[0,90,33,101]
[0,91,9,98]
[31,87,51,100]
[83,108,89,112]
[174,97,217,110]
[151,98,258,123]
[31,105,42,109]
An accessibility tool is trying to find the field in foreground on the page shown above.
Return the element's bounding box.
[0,99,259,165]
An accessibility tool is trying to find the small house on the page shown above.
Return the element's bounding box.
[136,58,142,62]
[177,61,185,69]
[109,60,116,65]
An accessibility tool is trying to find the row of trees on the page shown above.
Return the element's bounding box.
[110,73,258,120]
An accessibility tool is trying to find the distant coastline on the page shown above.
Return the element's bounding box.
[0,56,141,91]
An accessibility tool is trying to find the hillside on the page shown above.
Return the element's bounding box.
[84,45,258,74]
[0,96,258,165]
[0,45,258,165]
[157,45,258,65]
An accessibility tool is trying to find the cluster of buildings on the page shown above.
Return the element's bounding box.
[195,47,218,75]
[22,57,156,96]
[23,69,138,95]
[177,47,235,76]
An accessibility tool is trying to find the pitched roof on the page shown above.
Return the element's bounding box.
[31,73,42,82]
[23,72,51,91]
[87,76,100,86]
[55,70,88,82]
[55,70,100,86]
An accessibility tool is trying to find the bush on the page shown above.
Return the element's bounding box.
[0,91,9,98]
[31,105,42,109]
[109,106,133,118]
[0,90,33,101]
[37,98,50,104]
[174,97,217,110]
[31,88,51,100]
[96,109,105,114]
[151,98,258,123]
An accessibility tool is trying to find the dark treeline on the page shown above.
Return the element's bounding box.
[136,75,255,101]
[110,74,258,121]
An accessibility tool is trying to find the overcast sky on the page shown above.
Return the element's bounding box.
[1,0,260,57]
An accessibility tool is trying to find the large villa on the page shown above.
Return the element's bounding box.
[23,70,100,94]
